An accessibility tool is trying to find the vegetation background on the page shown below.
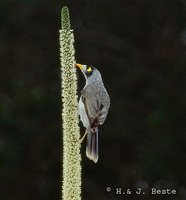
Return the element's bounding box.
[0,0,186,199]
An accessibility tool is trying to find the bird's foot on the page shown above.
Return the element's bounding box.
[79,130,87,143]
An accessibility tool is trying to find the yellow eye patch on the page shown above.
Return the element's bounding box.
[87,67,92,72]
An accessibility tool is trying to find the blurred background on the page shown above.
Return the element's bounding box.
[0,0,186,199]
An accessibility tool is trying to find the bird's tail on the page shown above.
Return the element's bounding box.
[86,128,98,163]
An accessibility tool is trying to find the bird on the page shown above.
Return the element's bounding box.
[75,63,110,163]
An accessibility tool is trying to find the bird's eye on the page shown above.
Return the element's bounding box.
[87,66,92,72]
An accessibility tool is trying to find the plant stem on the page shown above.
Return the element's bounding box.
[60,6,81,200]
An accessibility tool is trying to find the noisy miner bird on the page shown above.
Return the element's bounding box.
[75,63,110,163]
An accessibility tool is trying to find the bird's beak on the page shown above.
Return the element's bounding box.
[75,63,83,69]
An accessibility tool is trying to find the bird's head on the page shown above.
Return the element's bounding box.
[75,63,102,82]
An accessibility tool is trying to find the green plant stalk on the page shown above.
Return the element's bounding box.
[59,6,81,200]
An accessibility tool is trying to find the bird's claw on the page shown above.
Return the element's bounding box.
[79,130,87,143]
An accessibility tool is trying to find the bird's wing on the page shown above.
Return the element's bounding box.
[81,85,108,126]
[81,85,100,124]
[98,105,108,125]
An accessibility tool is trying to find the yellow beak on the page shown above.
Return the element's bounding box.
[75,63,83,69]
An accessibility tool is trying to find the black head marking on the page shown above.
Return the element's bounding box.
[85,65,94,77]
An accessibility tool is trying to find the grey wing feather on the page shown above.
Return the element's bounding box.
[98,106,108,125]
[80,85,100,124]
[80,85,109,126]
